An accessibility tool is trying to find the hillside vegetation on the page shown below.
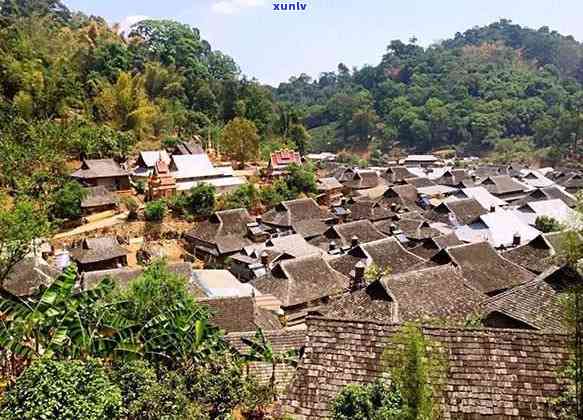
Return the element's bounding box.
[276,20,583,159]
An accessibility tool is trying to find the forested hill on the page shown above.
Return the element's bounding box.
[0,0,287,198]
[275,20,583,159]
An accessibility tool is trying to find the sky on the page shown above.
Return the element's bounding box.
[64,0,583,87]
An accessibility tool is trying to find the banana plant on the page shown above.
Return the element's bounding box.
[0,265,115,362]
[240,328,299,394]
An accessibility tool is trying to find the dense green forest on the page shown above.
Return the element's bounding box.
[0,0,299,201]
[276,20,583,158]
[2,1,583,203]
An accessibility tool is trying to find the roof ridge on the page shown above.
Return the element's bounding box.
[306,315,569,337]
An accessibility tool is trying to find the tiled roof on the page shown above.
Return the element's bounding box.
[184,208,254,255]
[479,175,529,195]
[346,200,394,222]
[329,238,429,277]
[71,159,129,179]
[380,184,419,210]
[432,242,534,295]
[435,169,470,187]
[70,237,127,265]
[426,198,487,225]
[323,220,386,247]
[201,296,282,333]
[404,177,436,188]
[452,186,507,209]
[381,264,486,322]
[3,256,60,297]
[316,177,343,191]
[343,170,380,190]
[270,150,302,170]
[262,198,329,227]
[384,166,417,183]
[502,231,582,274]
[518,186,577,207]
[483,265,583,332]
[251,255,349,307]
[281,317,572,419]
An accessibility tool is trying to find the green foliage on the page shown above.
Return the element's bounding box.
[285,163,317,195]
[0,198,51,284]
[112,361,197,420]
[122,196,139,220]
[50,180,87,221]
[383,323,447,420]
[535,215,562,233]
[259,178,296,207]
[144,199,167,221]
[277,20,583,155]
[221,183,260,211]
[221,117,260,166]
[186,183,216,217]
[332,379,403,420]
[0,358,122,420]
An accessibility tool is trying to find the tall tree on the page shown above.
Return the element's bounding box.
[220,117,259,167]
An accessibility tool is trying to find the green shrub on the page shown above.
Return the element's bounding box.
[0,359,122,420]
[50,180,87,220]
[286,163,317,195]
[535,215,562,233]
[185,183,216,217]
[332,380,403,420]
[144,199,166,221]
[112,362,197,420]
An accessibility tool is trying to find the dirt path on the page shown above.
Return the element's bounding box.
[53,212,130,240]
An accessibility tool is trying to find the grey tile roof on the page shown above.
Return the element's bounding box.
[281,317,572,419]
[71,159,129,179]
[431,242,535,295]
[70,237,127,265]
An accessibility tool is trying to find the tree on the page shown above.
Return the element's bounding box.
[286,163,317,195]
[289,123,311,155]
[183,183,216,217]
[144,200,166,221]
[0,358,122,420]
[0,199,51,285]
[220,117,259,167]
[535,215,562,233]
[50,180,87,221]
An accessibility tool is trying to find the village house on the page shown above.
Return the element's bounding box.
[502,231,583,274]
[328,237,430,278]
[250,254,349,319]
[456,209,540,248]
[201,295,283,333]
[80,186,119,215]
[132,150,171,179]
[172,139,205,155]
[482,265,583,332]
[450,186,507,210]
[378,184,420,212]
[70,237,128,272]
[261,198,333,240]
[478,174,531,202]
[514,199,579,228]
[406,232,464,260]
[266,149,302,177]
[434,168,473,188]
[326,264,486,324]
[518,185,577,207]
[169,153,246,194]
[401,154,441,167]
[183,208,254,263]
[315,176,343,206]
[426,198,488,226]
[383,165,418,184]
[344,198,395,222]
[431,241,534,296]
[71,158,131,191]
[2,255,60,297]
[319,220,386,250]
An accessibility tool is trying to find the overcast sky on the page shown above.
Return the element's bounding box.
[64,0,583,86]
